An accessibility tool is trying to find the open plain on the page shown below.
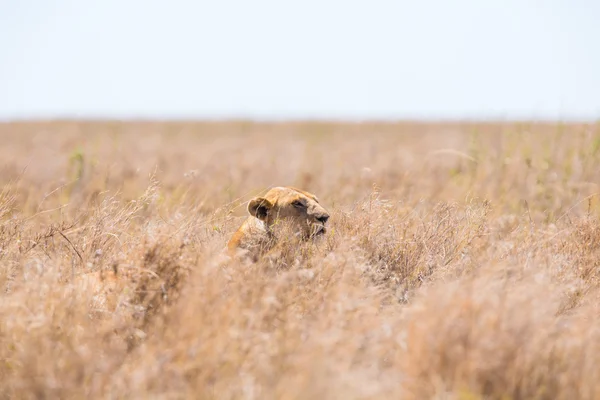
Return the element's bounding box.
[1,121,600,399]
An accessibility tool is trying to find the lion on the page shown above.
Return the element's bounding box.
[227,186,330,261]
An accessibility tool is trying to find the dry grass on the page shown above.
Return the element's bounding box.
[1,120,600,399]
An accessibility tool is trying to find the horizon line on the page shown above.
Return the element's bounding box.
[1,115,599,125]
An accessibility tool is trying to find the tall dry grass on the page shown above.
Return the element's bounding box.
[1,120,600,399]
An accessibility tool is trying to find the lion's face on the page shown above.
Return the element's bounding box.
[247,186,330,239]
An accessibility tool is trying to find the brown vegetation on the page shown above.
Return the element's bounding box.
[1,120,600,399]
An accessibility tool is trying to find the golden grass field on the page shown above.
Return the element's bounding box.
[1,120,600,399]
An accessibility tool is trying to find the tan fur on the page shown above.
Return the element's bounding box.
[227,186,330,261]
[74,268,145,314]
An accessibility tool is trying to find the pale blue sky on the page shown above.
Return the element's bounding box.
[1,0,599,120]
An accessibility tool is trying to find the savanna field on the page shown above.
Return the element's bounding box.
[2,121,600,399]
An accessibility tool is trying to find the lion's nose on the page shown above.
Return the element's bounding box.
[316,214,329,224]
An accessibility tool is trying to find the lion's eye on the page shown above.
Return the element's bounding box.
[292,200,305,208]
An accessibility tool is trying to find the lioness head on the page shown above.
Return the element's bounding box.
[227,186,330,261]
[248,186,330,238]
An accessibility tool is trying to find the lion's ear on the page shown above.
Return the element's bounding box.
[248,197,273,221]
